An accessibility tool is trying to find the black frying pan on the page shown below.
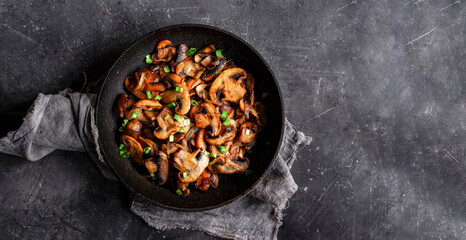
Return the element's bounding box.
[96,24,284,211]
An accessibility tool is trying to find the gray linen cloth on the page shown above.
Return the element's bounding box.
[0,91,311,240]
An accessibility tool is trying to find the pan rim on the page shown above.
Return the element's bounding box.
[96,23,285,211]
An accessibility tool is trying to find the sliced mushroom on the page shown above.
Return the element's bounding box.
[194,102,221,136]
[121,135,144,164]
[145,83,166,92]
[209,67,247,105]
[185,77,202,92]
[239,99,260,120]
[193,44,215,64]
[156,151,169,185]
[244,74,255,105]
[123,120,142,138]
[175,44,188,66]
[133,99,163,111]
[195,83,209,100]
[153,107,183,139]
[151,40,176,63]
[206,118,237,145]
[175,57,205,79]
[125,73,147,99]
[196,128,207,150]
[238,122,258,144]
[195,170,218,192]
[138,136,158,156]
[160,75,191,115]
[208,157,249,174]
[176,180,190,197]
[144,158,158,174]
[115,94,135,118]
[173,149,209,183]
[202,58,227,82]
[125,107,150,123]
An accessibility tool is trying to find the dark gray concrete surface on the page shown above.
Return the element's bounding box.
[1,0,466,239]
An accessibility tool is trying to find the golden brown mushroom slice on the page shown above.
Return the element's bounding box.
[123,120,142,138]
[151,40,176,63]
[202,58,227,82]
[206,118,238,146]
[153,107,183,140]
[237,122,259,144]
[209,67,247,105]
[115,94,135,118]
[159,74,191,115]
[138,136,158,156]
[125,73,147,100]
[175,57,205,79]
[173,148,209,183]
[156,151,169,185]
[208,157,250,174]
[195,170,219,192]
[194,102,221,137]
[121,135,144,164]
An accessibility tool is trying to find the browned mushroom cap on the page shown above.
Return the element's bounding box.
[160,75,191,115]
[123,120,142,138]
[144,158,158,174]
[175,57,205,79]
[151,40,176,63]
[206,118,237,145]
[193,44,215,64]
[115,94,135,118]
[194,102,221,137]
[195,170,218,192]
[176,180,190,197]
[196,128,207,150]
[202,58,227,82]
[125,74,147,99]
[175,44,188,65]
[173,149,209,183]
[125,107,151,123]
[133,99,163,111]
[209,67,247,105]
[138,136,158,156]
[239,99,260,120]
[121,135,144,164]
[237,122,258,144]
[185,78,202,92]
[145,83,166,92]
[208,157,250,174]
[153,107,183,139]
[195,83,209,100]
[156,151,169,185]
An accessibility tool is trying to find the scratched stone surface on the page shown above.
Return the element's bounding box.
[1,0,466,239]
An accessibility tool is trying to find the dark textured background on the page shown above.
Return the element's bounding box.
[1,0,466,239]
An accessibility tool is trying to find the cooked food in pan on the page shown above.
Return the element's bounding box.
[114,39,266,196]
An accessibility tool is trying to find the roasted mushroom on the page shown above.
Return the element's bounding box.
[153,107,183,139]
[206,118,237,145]
[175,57,205,79]
[194,102,221,136]
[173,149,209,183]
[151,40,176,63]
[237,122,258,144]
[121,135,144,164]
[208,157,250,174]
[209,67,247,105]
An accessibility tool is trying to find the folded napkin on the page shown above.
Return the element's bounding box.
[0,91,311,240]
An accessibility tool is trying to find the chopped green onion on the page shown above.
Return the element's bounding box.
[173,114,182,122]
[216,71,222,75]
[163,66,170,73]
[119,144,125,150]
[245,170,253,176]
[119,150,126,155]
[220,110,228,120]
[176,189,183,195]
[167,154,170,159]
[143,147,151,154]
[179,127,185,133]
[246,149,253,154]
[245,129,251,135]
[190,100,198,106]
[146,91,152,99]
[169,135,174,142]
[123,119,128,126]
[123,153,130,158]
[119,126,123,132]
[150,172,155,178]
[167,102,176,108]
[216,49,222,57]
[184,118,191,126]
[155,95,162,101]
[183,172,188,180]
[223,117,230,126]
[204,151,210,157]
[164,115,170,120]
[186,47,197,56]
[218,146,227,153]
[175,87,183,92]
[131,111,139,119]
[210,152,217,158]
[145,54,153,64]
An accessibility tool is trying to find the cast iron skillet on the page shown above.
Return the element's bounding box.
[96,24,284,211]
